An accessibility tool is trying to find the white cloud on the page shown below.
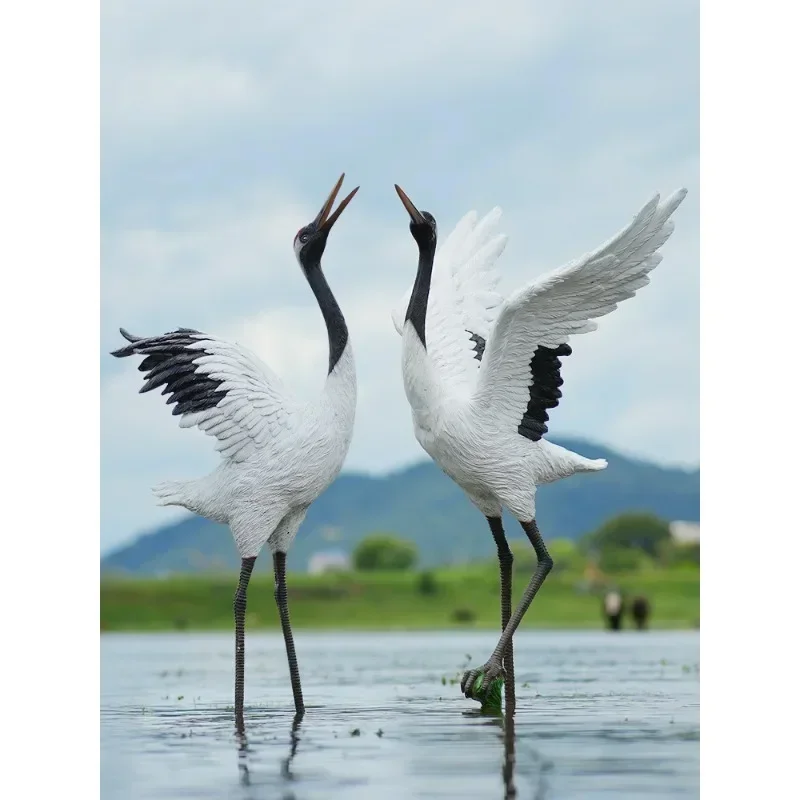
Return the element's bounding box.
[102,0,573,146]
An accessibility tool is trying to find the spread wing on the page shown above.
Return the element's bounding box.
[111,327,300,462]
[471,189,688,441]
[392,208,508,388]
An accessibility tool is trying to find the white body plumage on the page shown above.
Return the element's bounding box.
[154,337,357,557]
[393,191,688,523]
[400,329,597,521]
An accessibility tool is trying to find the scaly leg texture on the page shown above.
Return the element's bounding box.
[462,519,552,700]
[274,552,305,716]
[488,516,516,710]
[234,556,256,733]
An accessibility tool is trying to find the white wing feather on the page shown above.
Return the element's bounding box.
[392,208,509,389]
[177,336,299,463]
[472,189,688,428]
[391,209,507,338]
[447,207,507,344]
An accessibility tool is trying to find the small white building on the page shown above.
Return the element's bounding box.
[308,550,351,575]
[669,520,700,545]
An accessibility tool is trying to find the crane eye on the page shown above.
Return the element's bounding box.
[299,231,310,243]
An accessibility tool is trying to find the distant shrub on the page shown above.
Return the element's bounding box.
[546,538,586,573]
[598,546,653,574]
[353,533,418,571]
[509,539,537,574]
[657,540,700,568]
[451,608,476,624]
[417,570,438,595]
[584,513,672,559]
[508,537,585,575]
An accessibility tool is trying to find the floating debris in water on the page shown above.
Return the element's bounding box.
[376,729,384,738]
[469,673,504,715]
[350,728,361,737]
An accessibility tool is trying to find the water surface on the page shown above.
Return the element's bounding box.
[101,630,699,799]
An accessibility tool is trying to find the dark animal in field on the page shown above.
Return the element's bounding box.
[630,595,651,630]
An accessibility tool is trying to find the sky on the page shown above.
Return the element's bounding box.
[100,0,699,554]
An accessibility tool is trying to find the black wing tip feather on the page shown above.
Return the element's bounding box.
[110,327,145,358]
[467,330,486,362]
[112,328,228,415]
[119,327,141,343]
[517,343,573,443]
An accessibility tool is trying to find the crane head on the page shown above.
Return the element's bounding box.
[394,184,437,247]
[294,173,359,266]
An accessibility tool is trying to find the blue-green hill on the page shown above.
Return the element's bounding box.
[101,437,699,576]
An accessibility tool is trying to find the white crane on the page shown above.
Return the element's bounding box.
[392,184,687,708]
[111,174,360,731]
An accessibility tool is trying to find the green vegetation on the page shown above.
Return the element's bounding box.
[100,561,698,632]
[583,512,672,558]
[511,537,585,575]
[100,512,699,633]
[352,533,418,571]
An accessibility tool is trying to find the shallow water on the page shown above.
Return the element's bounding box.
[101,630,699,799]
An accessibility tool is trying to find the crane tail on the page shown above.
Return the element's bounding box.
[535,441,609,483]
[152,480,190,508]
[574,457,608,473]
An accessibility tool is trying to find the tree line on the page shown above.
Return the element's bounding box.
[351,512,699,574]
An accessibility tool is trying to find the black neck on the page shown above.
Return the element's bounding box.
[304,262,348,374]
[405,239,436,348]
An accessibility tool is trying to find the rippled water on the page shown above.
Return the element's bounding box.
[101,630,699,799]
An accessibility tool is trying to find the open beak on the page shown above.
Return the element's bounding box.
[315,173,360,233]
[394,184,426,224]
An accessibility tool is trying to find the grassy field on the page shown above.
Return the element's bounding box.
[100,563,699,632]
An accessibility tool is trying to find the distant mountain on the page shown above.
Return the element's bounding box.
[101,437,699,577]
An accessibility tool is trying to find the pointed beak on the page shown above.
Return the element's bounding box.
[394,184,426,224]
[314,173,360,233]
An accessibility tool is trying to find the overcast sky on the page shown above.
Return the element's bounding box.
[100,0,698,553]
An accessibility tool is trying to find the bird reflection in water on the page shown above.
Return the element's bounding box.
[236,730,251,787]
[501,710,517,799]
[499,700,553,800]
[280,715,303,782]
[236,714,303,795]
[475,694,518,799]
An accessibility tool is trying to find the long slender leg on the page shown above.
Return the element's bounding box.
[462,519,553,698]
[234,556,256,733]
[487,516,516,711]
[273,552,305,716]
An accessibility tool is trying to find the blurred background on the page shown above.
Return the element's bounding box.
[100,0,698,634]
